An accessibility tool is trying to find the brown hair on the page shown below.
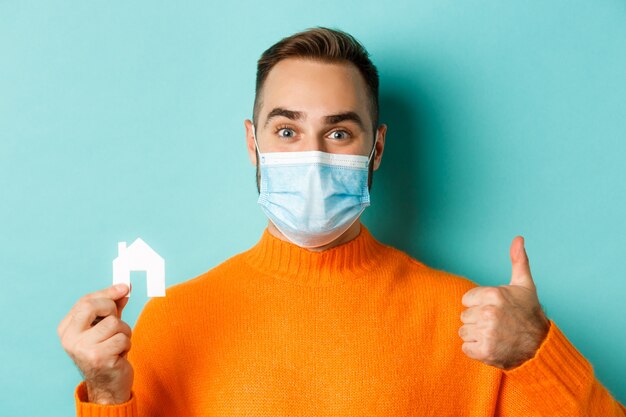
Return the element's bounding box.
[253,26,379,134]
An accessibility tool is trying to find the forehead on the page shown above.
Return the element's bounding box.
[260,58,371,124]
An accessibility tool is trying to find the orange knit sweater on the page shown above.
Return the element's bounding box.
[75,226,625,416]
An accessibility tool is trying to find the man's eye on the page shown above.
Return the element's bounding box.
[277,128,296,138]
[329,130,350,140]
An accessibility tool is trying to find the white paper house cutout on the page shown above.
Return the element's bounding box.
[112,238,165,297]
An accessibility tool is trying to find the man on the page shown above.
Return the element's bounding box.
[58,27,625,416]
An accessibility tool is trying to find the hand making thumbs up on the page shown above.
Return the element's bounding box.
[458,236,551,370]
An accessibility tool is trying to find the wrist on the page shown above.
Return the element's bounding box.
[85,381,131,405]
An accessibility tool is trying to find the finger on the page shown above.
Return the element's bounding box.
[461,341,481,359]
[93,333,131,367]
[69,297,119,333]
[458,324,478,342]
[83,315,132,345]
[98,332,132,358]
[60,284,130,335]
[460,307,479,324]
[58,313,73,339]
[462,286,502,307]
[115,296,129,319]
[83,283,130,301]
[60,284,128,329]
[115,282,133,319]
[60,298,114,339]
[509,236,536,290]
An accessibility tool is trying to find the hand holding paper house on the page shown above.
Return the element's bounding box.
[112,238,166,297]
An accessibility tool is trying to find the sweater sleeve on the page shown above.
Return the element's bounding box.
[74,297,184,417]
[495,320,626,416]
[74,381,138,416]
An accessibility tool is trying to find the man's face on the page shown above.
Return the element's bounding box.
[245,58,386,184]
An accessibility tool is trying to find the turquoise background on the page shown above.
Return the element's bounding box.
[1,0,624,414]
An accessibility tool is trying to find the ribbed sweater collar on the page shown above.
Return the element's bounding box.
[244,224,387,286]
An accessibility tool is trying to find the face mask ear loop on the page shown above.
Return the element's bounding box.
[367,131,378,164]
[251,124,262,155]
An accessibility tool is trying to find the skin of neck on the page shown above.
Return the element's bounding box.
[266,219,362,252]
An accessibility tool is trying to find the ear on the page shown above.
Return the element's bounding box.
[244,119,257,166]
[373,124,387,171]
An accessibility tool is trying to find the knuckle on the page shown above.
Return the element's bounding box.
[120,335,131,351]
[77,295,93,307]
[481,287,495,297]
[116,334,131,351]
[60,329,76,348]
[120,321,132,336]
[484,287,500,298]
[60,337,71,352]
[56,322,64,338]
[75,298,94,314]
[93,358,107,370]
[84,348,105,369]
[481,305,498,320]
[93,317,116,336]
[492,292,505,305]
[104,315,121,329]
[110,333,130,353]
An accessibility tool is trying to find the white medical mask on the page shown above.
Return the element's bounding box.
[252,125,376,248]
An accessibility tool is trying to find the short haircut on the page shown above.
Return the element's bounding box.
[253,27,379,134]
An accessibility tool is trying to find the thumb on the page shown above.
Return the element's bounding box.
[115,282,131,319]
[509,236,536,290]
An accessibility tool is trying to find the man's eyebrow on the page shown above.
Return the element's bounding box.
[263,107,305,128]
[324,111,364,130]
[263,108,365,130]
